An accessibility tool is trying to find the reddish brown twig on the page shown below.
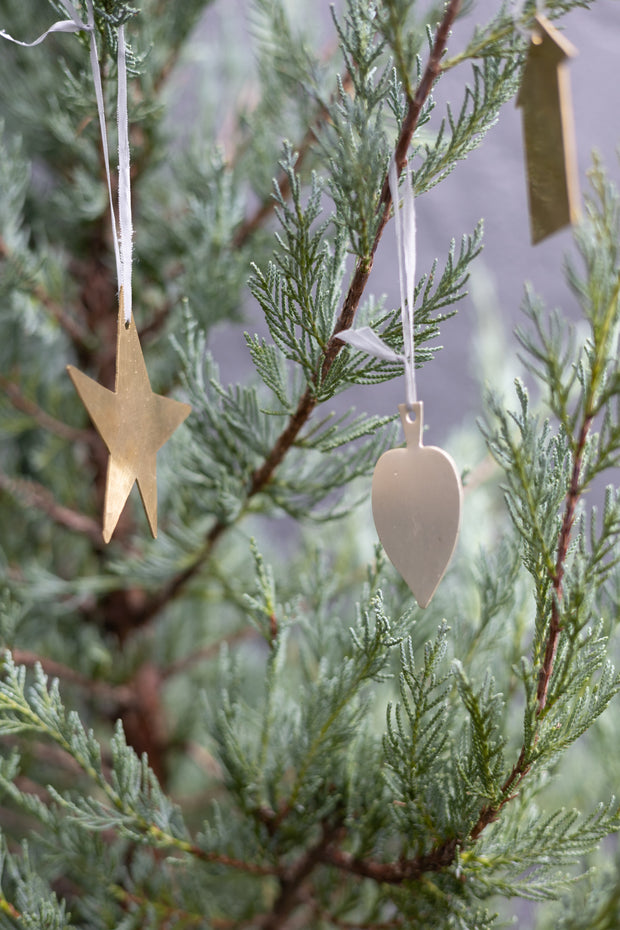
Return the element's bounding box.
[0,376,93,445]
[0,896,21,920]
[259,820,346,930]
[162,628,258,680]
[0,236,92,348]
[0,470,104,548]
[8,649,135,707]
[536,414,592,710]
[318,836,459,885]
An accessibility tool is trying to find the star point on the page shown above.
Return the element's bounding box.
[67,303,191,542]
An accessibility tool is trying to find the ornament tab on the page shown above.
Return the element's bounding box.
[516,14,580,244]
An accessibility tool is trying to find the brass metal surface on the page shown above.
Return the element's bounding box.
[67,300,191,543]
[371,403,462,608]
[516,15,580,244]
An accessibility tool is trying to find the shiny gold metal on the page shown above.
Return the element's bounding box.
[516,15,579,244]
[371,403,462,608]
[67,294,191,543]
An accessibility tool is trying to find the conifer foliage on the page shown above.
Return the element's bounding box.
[0,1,619,928]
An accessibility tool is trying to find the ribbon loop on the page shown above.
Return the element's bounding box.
[0,0,132,322]
[388,157,417,407]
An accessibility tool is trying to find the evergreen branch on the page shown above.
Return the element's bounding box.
[537,413,592,711]
[101,0,465,634]
[0,470,104,548]
[232,72,354,250]
[0,236,92,349]
[0,656,275,879]
[441,17,522,72]
[161,628,258,680]
[465,394,597,844]
[168,841,276,877]
[0,376,92,445]
[441,0,594,71]
[318,836,459,884]
[227,0,462,500]
[7,649,134,707]
[258,819,346,930]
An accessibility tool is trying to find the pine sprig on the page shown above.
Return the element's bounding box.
[470,800,620,902]
[453,662,506,809]
[414,56,521,195]
[0,839,72,930]
[339,222,483,387]
[383,624,453,845]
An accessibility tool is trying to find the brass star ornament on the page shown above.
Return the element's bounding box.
[67,297,191,543]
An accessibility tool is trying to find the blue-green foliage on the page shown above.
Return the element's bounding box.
[0,0,619,928]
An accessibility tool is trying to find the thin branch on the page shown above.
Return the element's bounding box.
[536,414,592,710]
[111,520,226,631]
[461,405,595,842]
[0,236,92,348]
[232,72,354,250]
[318,836,459,886]
[0,896,21,920]
[180,842,277,877]
[0,470,105,548]
[2,478,98,541]
[162,628,258,680]
[259,820,346,930]
[0,376,93,445]
[8,649,135,708]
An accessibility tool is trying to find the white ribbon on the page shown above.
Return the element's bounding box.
[116,24,132,321]
[0,1,133,322]
[390,157,417,406]
[335,326,403,363]
[338,156,417,407]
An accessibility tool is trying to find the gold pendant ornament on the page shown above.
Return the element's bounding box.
[67,295,191,543]
[372,403,462,608]
[516,14,580,244]
[340,160,462,607]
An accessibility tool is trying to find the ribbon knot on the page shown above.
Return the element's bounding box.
[337,157,417,407]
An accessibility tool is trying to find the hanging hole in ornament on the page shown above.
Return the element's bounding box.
[404,405,417,424]
[125,320,130,330]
